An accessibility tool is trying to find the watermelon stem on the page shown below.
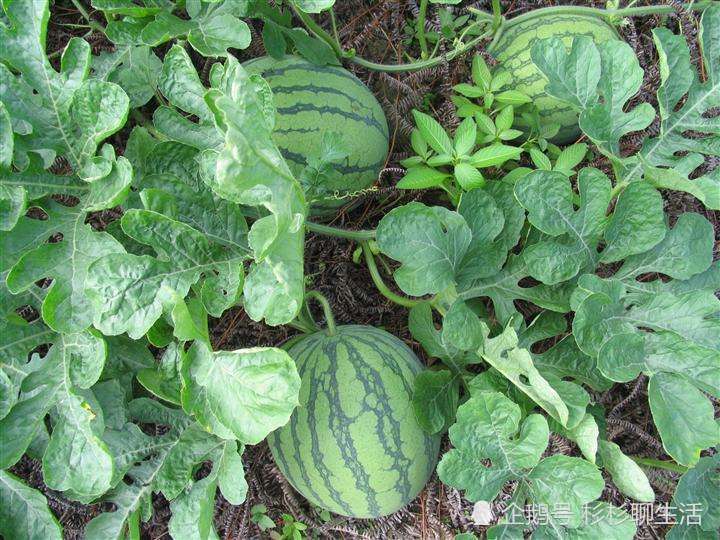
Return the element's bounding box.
[291,4,494,73]
[305,291,337,335]
[306,221,376,241]
[361,241,425,309]
[630,456,688,474]
[484,2,714,30]
[417,0,429,60]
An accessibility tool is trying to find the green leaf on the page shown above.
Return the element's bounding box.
[7,203,125,333]
[397,166,450,189]
[0,332,112,499]
[531,36,602,109]
[597,440,654,502]
[437,392,549,502]
[412,369,460,434]
[92,45,161,108]
[554,413,599,463]
[600,181,665,263]
[531,36,654,159]
[85,399,238,540]
[614,212,715,288]
[413,110,453,155]
[460,254,574,325]
[528,455,604,529]
[203,57,307,325]
[553,143,587,174]
[573,284,720,465]
[291,0,336,13]
[456,183,523,282]
[667,454,720,538]
[86,209,244,338]
[408,302,469,368]
[480,325,573,428]
[648,373,719,467]
[529,148,552,171]
[467,144,522,168]
[282,27,340,66]
[442,300,485,350]
[0,0,129,170]
[637,6,720,181]
[188,14,251,57]
[454,163,485,190]
[0,471,62,540]
[471,55,492,90]
[376,202,470,296]
[515,168,611,284]
[453,117,477,156]
[181,341,300,444]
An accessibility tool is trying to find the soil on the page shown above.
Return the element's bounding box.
[12,1,718,539]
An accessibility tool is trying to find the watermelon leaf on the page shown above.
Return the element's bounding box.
[439,392,630,534]
[637,6,720,197]
[291,0,336,13]
[180,341,301,444]
[412,369,460,434]
[573,283,720,465]
[0,470,62,540]
[203,56,308,325]
[531,36,654,161]
[438,392,549,502]
[666,453,720,539]
[86,210,245,339]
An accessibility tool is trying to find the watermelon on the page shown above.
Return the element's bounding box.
[267,325,440,518]
[243,55,389,213]
[489,14,619,144]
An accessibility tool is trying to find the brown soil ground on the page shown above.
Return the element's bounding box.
[12,1,718,538]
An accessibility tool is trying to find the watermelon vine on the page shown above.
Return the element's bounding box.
[0,1,718,539]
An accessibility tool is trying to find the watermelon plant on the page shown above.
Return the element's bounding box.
[0,0,718,538]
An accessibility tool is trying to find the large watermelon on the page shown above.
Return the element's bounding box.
[243,55,389,213]
[489,14,619,144]
[267,325,440,518]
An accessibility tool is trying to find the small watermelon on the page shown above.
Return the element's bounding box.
[489,14,619,144]
[243,55,389,214]
[267,325,440,518]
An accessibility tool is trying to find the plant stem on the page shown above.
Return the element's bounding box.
[305,291,337,335]
[292,4,493,73]
[291,6,344,57]
[475,2,713,27]
[491,0,503,29]
[609,180,629,199]
[631,456,688,474]
[417,0,429,59]
[361,242,422,309]
[306,221,376,241]
[69,0,105,33]
[329,8,340,45]
[349,30,492,72]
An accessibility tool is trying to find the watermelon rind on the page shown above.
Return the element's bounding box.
[490,14,619,144]
[267,325,440,518]
[243,55,390,214]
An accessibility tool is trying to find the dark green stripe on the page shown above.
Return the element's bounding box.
[280,148,384,176]
[340,339,414,505]
[300,341,356,515]
[275,103,387,137]
[282,337,327,506]
[270,84,377,115]
[258,62,371,97]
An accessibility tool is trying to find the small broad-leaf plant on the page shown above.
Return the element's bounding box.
[0,0,343,537]
[373,6,719,538]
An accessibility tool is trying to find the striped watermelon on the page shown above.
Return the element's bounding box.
[489,14,619,144]
[243,56,389,214]
[267,325,440,518]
